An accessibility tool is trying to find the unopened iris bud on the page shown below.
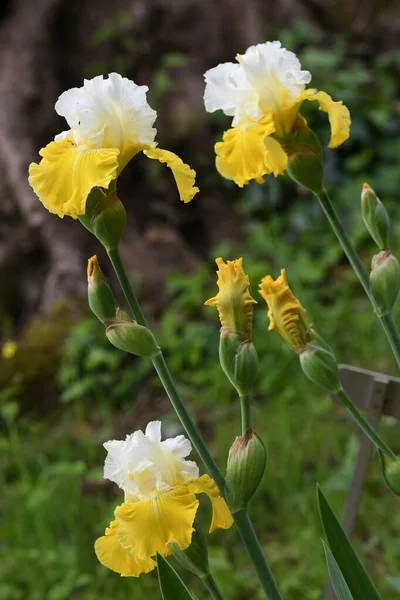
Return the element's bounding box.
[299,341,341,392]
[87,255,118,322]
[285,119,324,195]
[380,453,400,496]
[259,268,311,353]
[225,428,266,513]
[361,184,391,251]
[370,250,400,317]
[169,523,210,579]
[206,258,258,395]
[105,319,161,358]
[219,329,259,395]
[79,188,127,251]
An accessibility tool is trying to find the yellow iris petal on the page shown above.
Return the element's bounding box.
[143,148,199,203]
[115,486,199,560]
[119,143,149,174]
[302,89,351,148]
[205,257,257,338]
[94,520,156,577]
[187,474,233,533]
[28,139,119,218]
[259,268,310,351]
[263,136,288,176]
[214,116,279,187]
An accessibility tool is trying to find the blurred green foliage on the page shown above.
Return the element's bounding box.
[2,17,400,600]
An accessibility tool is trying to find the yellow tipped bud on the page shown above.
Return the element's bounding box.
[285,120,324,195]
[370,250,400,317]
[79,189,127,251]
[361,184,391,251]
[105,319,161,358]
[205,257,257,339]
[226,428,267,513]
[169,524,210,579]
[87,255,118,322]
[259,269,310,352]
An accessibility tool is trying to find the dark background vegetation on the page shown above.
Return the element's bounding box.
[1,0,400,598]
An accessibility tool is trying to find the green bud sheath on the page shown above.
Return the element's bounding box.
[226,428,267,513]
[105,319,161,358]
[299,341,341,393]
[87,255,118,322]
[370,250,400,317]
[285,122,324,195]
[361,184,391,250]
[219,330,258,396]
[379,451,400,496]
[170,524,210,579]
[79,187,127,251]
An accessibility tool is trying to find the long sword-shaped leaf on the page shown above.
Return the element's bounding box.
[317,486,382,600]
[157,553,196,600]
[323,541,354,600]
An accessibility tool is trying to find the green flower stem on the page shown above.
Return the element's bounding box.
[107,248,148,326]
[315,189,400,369]
[202,574,225,600]
[152,352,226,491]
[107,247,282,599]
[233,509,283,600]
[239,394,251,434]
[336,388,395,457]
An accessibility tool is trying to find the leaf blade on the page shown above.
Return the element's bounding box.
[317,485,382,600]
[323,541,354,600]
[157,553,195,600]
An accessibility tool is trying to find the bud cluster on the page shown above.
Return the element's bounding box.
[360,184,400,317]
[87,255,160,358]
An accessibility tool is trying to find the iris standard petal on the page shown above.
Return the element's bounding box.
[214,117,276,187]
[115,486,199,560]
[187,474,233,533]
[205,257,257,337]
[143,148,199,203]
[259,268,310,351]
[28,139,119,218]
[94,520,156,577]
[303,89,351,148]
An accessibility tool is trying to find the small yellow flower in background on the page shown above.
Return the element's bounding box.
[29,73,199,218]
[205,257,257,339]
[204,41,350,187]
[2,340,17,359]
[259,269,310,352]
[95,421,232,577]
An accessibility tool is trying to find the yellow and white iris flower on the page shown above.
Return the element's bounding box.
[95,421,232,577]
[29,73,199,218]
[204,41,351,187]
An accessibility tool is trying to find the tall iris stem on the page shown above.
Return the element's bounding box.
[239,394,251,434]
[107,247,283,600]
[336,389,395,457]
[315,189,400,370]
[202,574,225,600]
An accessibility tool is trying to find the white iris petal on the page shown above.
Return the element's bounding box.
[103,421,200,500]
[54,73,157,152]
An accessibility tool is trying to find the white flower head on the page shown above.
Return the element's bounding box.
[55,72,157,152]
[204,41,312,126]
[103,421,199,501]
